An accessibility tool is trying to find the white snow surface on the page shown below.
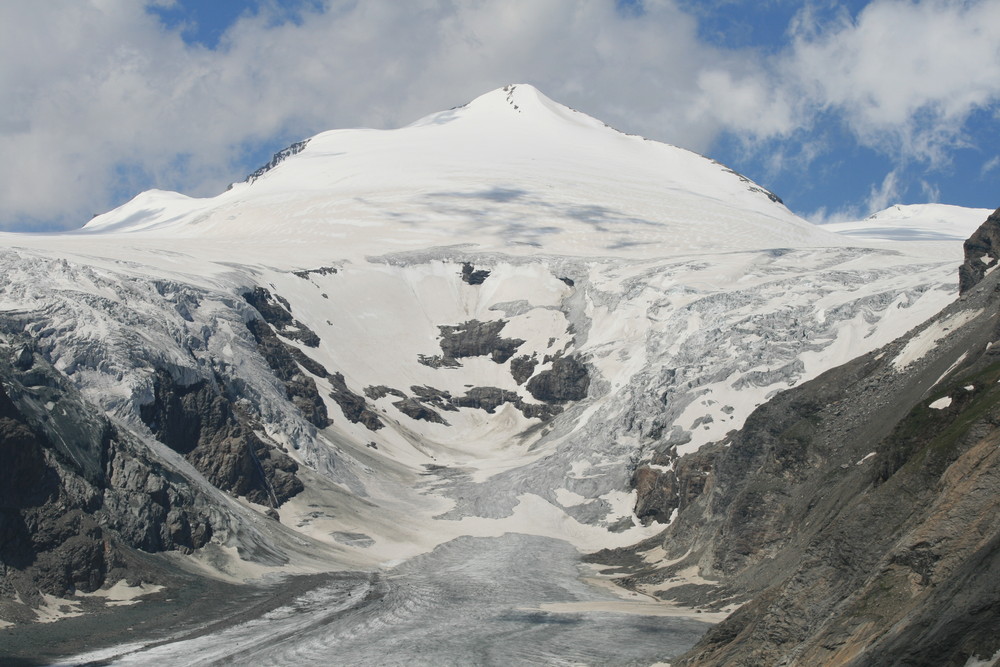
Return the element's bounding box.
[83,85,833,257]
[0,84,983,660]
[929,396,953,410]
[824,203,992,243]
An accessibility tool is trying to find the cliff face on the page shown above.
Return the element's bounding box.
[0,339,219,621]
[139,368,304,508]
[620,207,1000,666]
[959,207,1000,293]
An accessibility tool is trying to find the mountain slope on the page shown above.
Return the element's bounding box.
[825,203,994,242]
[611,208,1000,666]
[81,84,827,256]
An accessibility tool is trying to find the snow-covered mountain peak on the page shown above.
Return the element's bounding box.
[824,202,994,242]
[408,83,608,132]
[80,85,836,257]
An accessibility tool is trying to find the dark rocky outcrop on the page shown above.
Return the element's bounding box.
[631,447,716,526]
[393,397,448,425]
[411,385,460,412]
[455,386,562,420]
[246,325,382,431]
[461,262,491,285]
[293,266,338,280]
[604,215,1000,666]
[959,207,1000,293]
[287,345,331,379]
[243,287,320,347]
[386,383,562,424]
[453,386,520,414]
[245,318,330,428]
[0,345,216,615]
[419,319,524,368]
[140,369,303,507]
[329,372,384,430]
[364,385,406,401]
[244,139,308,184]
[509,354,538,385]
[416,354,462,369]
[526,354,590,402]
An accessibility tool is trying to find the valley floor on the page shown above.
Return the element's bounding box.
[16,535,712,666]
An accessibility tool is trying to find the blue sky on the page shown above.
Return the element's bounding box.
[2,0,999,230]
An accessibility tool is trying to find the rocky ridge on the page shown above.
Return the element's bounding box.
[607,208,1000,666]
[0,337,218,621]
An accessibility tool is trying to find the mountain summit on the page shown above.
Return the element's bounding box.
[83,84,829,255]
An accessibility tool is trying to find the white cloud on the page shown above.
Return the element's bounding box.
[805,204,863,226]
[783,0,1000,164]
[866,168,902,214]
[920,179,941,203]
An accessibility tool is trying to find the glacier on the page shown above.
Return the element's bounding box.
[0,85,988,665]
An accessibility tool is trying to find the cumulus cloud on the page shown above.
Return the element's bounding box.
[782,0,1000,164]
[1,0,998,229]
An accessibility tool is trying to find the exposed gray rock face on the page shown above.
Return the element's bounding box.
[0,252,354,626]
[387,383,562,424]
[453,386,520,413]
[245,318,330,428]
[140,369,304,507]
[455,386,562,420]
[509,354,538,385]
[604,233,1000,666]
[959,206,1000,293]
[410,385,460,412]
[249,327,382,431]
[419,319,524,367]
[364,385,406,401]
[244,139,309,184]
[526,354,590,402]
[393,397,448,424]
[293,266,338,280]
[287,345,331,378]
[328,372,384,431]
[416,354,462,369]
[243,287,321,348]
[631,448,715,526]
[0,343,216,613]
[460,262,491,285]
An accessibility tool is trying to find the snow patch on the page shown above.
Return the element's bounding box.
[932,352,970,389]
[555,487,588,507]
[963,647,1000,667]
[34,594,84,623]
[75,581,165,607]
[929,396,953,410]
[893,310,982,370]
